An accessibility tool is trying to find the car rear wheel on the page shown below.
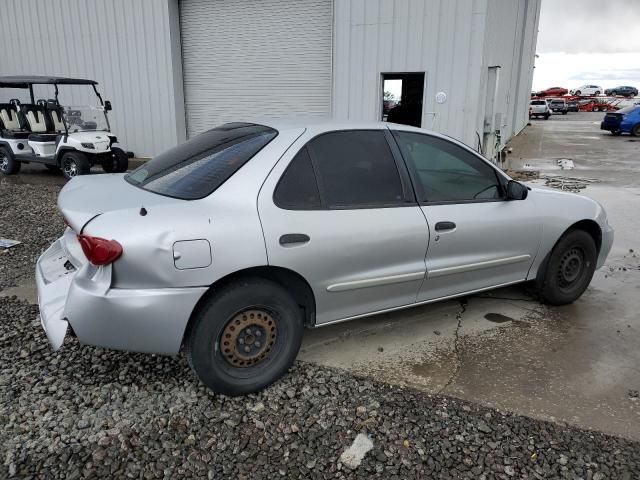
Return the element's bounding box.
[185,278,304,396]
[595,91,600,95]
[537,229,597,306]
[102,147,129,173]
[61,151,91,179]
[632,124,640,137]
[575,90,581,96]
[0,146,20,175]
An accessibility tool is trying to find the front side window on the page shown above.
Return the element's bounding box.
[392,131,503,203]
[126,123,277,200]
[306,130,405,209]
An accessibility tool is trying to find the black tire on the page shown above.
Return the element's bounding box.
[537,229,597,306]
[612,130,622,136]
[102,147,129,173]
[61,151,91,179]
[185,278,304,396]
[610,91,617,96]
[632,124,640,137]
[0,146,20,175]
[595,91,600,96]
[45,164,61,172]
[544,114,550,120]
[575,90,581,96]
[562,111,567,115]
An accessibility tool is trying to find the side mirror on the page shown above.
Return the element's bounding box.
[506,180,528,200]
[104,100,112,111]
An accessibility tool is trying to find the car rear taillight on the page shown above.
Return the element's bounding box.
[77,235,123,266]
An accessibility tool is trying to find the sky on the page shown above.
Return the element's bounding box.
[532,0,640,91]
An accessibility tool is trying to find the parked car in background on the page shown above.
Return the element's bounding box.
[567,100,579,112]
[604,86,638,97]
[535,86,568,97]
[530,99,551,119]
[600,105,640,136]
[36,119,613,395]
[570,85,603,96]
[549,99,568,114]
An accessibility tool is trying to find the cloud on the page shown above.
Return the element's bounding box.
[532,52,640,90]
[537,0,640,54]
[569,70,640,81]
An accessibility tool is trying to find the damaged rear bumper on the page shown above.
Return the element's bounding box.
[36,231,207,355]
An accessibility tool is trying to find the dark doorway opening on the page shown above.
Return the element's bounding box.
[381,73,425,128]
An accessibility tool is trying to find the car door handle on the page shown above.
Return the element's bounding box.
[279,233,310,246]
[435,221,456,232]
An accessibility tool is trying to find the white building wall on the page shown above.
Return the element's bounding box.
[480,0,541,158]
[333,0,540,156]
[0,0,185,157]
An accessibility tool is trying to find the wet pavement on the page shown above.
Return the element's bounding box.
[301,112,640,441]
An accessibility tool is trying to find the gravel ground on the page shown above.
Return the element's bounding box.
[1,181,640,479]
[0,182,63,290]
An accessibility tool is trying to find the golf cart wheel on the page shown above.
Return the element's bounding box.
[537,229,597,306]
[61,151,90,179]
[102,147,129,173]
[633,124,640,137]
[185,278,304,396]
[0,146,20,175]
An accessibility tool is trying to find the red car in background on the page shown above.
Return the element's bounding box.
[535,87,569,97]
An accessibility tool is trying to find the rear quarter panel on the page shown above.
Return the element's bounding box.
[84,127,306,290]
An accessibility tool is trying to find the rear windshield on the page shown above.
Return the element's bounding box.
[125,123,278,199]
[531,101,546,105]
[550,100,564,104]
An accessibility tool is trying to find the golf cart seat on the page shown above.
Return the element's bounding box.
[1,130,30,139]
[44,100,66,132]
[28,133,59,142]
[0,103,21,130]
[21,104,50,133]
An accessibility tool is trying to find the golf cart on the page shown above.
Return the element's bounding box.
[0,76,128,179]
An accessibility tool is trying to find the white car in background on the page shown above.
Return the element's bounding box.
[570,85,603,96]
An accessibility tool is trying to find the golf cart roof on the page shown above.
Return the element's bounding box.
[0,75,98,88]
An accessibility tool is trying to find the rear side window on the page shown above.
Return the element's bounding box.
[125,123,277,199]
[307,130,405,208]
[274,147,321,209]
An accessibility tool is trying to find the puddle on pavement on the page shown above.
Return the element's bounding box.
[484,312,514,323]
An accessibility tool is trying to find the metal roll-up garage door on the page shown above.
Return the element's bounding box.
[179,0,333,138]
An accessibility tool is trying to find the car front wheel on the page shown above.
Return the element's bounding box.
[185,278,304,395]
[61,151,90,179]
[537,229,597,305]
[632,124,640,137]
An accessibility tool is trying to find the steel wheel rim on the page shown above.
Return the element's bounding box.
[63,158,78,177]
[219,309,277,368]
[0,154,8,172]
[558,247,585,289]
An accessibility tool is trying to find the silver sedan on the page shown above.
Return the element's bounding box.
[36,120,613,395]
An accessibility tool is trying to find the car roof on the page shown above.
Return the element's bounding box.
[0,75,98,88]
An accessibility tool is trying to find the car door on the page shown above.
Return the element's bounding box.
[258,128,429,324]
[390,129,542,302]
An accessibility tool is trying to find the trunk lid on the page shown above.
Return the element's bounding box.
[58,174,181,232]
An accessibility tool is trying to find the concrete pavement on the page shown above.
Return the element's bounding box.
[300,112,640,441]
